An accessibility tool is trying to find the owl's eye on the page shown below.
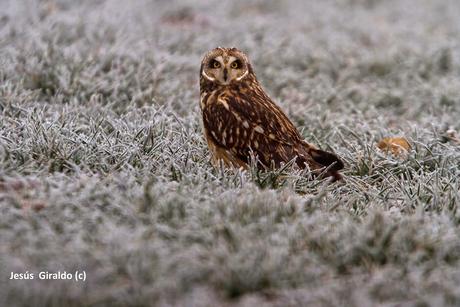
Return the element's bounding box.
[231,61,241,69]
[211,60,221,68]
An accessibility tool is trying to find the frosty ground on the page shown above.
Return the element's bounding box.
[1,0,460,306]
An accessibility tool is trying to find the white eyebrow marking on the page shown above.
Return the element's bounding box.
[215,56,224,64]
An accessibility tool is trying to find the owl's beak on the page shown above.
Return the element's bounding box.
[223,68,228,82]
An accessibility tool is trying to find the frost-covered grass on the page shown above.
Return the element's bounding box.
[1,0,460,306]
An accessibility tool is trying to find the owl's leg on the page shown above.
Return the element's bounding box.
[212,147,248,169]
[207,140,247,170]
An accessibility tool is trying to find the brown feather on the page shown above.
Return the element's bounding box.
[200,47,344,180]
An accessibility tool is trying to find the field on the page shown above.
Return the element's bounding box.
[1,0,460,306]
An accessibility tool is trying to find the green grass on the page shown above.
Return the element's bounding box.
[1,0,460,306]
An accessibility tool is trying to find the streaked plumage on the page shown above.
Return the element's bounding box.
[199,47,344,181]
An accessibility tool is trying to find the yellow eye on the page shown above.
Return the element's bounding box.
[212,61,220,68]
[231,62,239,69]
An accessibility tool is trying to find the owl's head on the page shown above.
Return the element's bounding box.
[200,47,251,85]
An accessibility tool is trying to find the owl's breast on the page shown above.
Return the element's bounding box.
[200,88,222,111]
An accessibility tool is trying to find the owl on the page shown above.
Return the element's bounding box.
[199,47,344,181]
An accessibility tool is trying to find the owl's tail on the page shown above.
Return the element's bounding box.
[298,142,344,182]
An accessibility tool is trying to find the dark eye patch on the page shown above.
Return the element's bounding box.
[231,60,242,69]
[209,60,220,68]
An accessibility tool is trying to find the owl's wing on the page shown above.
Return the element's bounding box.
[203,90,308,167]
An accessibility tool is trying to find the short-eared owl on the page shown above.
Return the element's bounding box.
[200,47,344,181]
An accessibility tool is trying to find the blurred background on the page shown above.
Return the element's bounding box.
[1,1,460,306]
[1,0,459,120]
